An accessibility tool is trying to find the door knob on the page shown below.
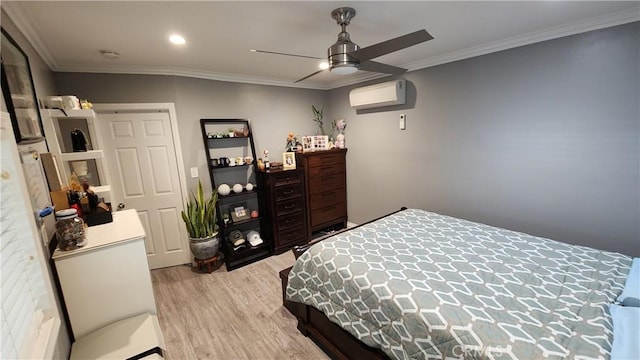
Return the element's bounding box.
[117,203,125,211]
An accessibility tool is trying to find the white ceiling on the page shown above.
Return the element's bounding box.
[3,1,639,90]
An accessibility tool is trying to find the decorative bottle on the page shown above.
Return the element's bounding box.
[263,150,270,170]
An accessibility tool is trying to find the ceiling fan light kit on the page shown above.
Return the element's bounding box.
[330,65,359,75]
[253,6,433,83]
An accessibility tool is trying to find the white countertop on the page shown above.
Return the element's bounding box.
[52,209,145,260]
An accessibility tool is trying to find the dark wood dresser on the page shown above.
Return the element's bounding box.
[296,148,348,238]
[259,168,309,254]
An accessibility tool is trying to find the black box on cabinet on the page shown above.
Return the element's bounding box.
[84,203,113,227]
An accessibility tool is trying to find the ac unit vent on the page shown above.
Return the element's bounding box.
[349,80,406,110]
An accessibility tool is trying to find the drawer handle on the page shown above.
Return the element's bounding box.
[284,218,296,224]
[283,190,295,195]
[284,204,296,210]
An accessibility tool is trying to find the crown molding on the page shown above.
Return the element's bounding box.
[52,65,336,90]
[2,2,59,69]
[404,8,640,73]
[4,4,638,91]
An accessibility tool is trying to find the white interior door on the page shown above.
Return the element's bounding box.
[98,110,189,269]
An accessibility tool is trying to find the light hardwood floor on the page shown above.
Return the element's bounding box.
[151,252,329,360]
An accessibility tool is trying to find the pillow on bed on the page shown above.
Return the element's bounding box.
[609,304,640,359]
[617,258,640,307]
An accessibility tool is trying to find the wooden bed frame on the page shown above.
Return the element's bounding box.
[279,209,407,360]
[279,267,390,360]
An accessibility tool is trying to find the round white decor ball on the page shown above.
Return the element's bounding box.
[217,184,231,196]
[245,183,254,191]
[233,183,243,194]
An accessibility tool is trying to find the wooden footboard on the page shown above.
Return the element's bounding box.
[280,267,390,360]
[279,208,407,359]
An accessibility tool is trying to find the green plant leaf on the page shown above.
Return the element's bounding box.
[181,180,218,238]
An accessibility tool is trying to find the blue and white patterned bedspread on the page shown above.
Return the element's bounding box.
[286,209,631,359]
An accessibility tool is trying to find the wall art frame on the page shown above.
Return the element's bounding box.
[1,28,44,144]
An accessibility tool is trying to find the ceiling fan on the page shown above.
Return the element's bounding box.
[252,7,433,83]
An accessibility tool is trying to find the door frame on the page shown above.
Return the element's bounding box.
[92,103,189,263]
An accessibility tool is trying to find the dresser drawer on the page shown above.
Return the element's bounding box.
[309,188,345,210]
[275,183,304,201]
[309,174,345,194]
[308,161,344,178]
[276,197,305,216]
[277,226,307,246]
[276,212,306,231]
[271,170,303,186]
[308,152,345,168]
[311,202,346,228]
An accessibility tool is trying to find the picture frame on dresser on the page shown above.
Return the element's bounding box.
[0,28,45,144]
[283,152,296,170]
[301,135,329,152]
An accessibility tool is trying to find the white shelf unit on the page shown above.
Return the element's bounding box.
[60,149,104,161]
[42,109,111,202]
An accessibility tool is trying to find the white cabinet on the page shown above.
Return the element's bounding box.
[41,108,111,201]
[52,209,158,340]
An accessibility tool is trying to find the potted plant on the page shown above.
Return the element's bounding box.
[181,180,220,260]
[312,105,326,135]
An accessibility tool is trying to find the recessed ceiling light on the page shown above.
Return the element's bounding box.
[99,50,119,59]
[169,34,186,45]
[318,61,329,70]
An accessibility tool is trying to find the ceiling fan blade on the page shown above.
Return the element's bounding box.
[251,49,323,60]
[294,69,326,83]
[359,60,407,75]
[351,29,433,62]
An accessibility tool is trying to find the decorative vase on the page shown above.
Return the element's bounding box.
[189,232,220,260]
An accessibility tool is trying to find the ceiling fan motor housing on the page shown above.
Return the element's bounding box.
[329,7,360,73]
[328,32,360,70]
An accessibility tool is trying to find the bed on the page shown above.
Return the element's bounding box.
[282,208,635,360]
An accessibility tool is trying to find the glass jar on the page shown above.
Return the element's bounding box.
[55,208,86,251]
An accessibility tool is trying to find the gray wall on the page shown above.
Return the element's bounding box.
[54,73,327,191]
[54,23,639,258]
[327,22,639,257]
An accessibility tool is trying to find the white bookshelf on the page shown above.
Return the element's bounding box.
[41,109,111,202]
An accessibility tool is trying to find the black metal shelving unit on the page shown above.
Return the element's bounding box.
[200,119,271,271]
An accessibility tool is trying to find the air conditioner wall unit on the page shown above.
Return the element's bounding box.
[349,80,406,110]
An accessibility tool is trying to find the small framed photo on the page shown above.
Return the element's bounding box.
[302,136,314,152]
[313,135,329,151]
[282,152,296,170]
[229,202,250,223]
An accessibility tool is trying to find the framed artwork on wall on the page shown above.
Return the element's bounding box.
[0,28,44,144]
